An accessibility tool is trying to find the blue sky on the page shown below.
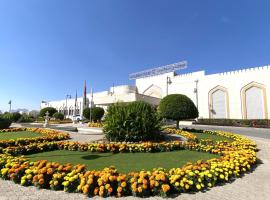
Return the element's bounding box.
[1,0,270,112]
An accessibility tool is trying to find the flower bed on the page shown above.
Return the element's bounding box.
[0,128,258,198]
[88,122,103,128]
[0,128,70,148]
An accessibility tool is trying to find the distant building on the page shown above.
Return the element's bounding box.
[41,63,270,120]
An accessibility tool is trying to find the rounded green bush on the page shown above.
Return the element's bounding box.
[53,112,64,120]
[0,118,12,129]
[159,94,198,129]
[103,101,162,142]
[39,107,57,117]
[83,107,105,122]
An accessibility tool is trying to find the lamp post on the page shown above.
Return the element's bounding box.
[65,94,72,118]
[166,76,172,96]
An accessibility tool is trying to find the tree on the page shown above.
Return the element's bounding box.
[83,107,105,122]
[159,94,198,129]
[53,112,64,120]
[39,107,57,117]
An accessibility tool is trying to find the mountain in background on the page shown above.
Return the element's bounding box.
[10,108,29,114]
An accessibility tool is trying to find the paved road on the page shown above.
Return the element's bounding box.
[180,124,270,139]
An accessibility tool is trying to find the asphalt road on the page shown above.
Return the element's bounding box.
[180,124,270,139]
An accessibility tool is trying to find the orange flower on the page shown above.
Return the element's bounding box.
[117,186,122,193]
[38,178,45,185]
[161,184,170,193]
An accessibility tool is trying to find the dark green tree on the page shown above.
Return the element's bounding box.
[39,107,57,117]
[53,112,64,120]
[83,107,105,122]
[159,94,198,129]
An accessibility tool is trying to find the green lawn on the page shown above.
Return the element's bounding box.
[191,132,234,142]
[0,131,41,140]
[27,150,219,173]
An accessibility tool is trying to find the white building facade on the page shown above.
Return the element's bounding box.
[41,65,270,120]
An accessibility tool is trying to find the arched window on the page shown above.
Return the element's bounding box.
[208,86,229,119]
[241,82,268,119]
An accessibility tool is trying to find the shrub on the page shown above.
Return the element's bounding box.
[83,107,105,122]
[0,118,12,129]
[18,114,35,123]
[103,101,162,142]
[53,112,64,120]
[2,112,22,122]
[159,94,198,129]
[196,118,270,128]
[39,107,57,117]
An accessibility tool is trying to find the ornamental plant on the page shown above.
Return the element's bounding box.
[53,112,64,120]
[103,101,162,142]
[39,107,57,117]
[83,107,105,122]
[0,127,258,198]
[159,94,198,129]
[2,112,22,122]
[0,118,11,129]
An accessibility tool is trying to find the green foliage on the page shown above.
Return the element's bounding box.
[18,114,35,123]
[103,101,162,142]
[2,112,22,122]
[53,112,64,120]
[0,118,12,129]
[159,94,198,129]
[83,107,105,122]
[39,107,57,117]
[196,118,270,128]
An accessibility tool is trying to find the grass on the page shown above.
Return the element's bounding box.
[0,131,41,140]
[27,150,219,173]
[191,132,234,142]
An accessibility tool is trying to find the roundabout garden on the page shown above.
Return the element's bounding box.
[0,126,258,198]
[0,96,258,198]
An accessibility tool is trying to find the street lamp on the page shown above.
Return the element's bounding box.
[166,76,172,95]
[65,94,72,117]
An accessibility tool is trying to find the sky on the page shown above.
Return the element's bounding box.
[1,0,270,112]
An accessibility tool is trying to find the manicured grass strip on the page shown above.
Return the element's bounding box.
[0,131,41,140]
[27,150,219,173]
[191,132,234,142]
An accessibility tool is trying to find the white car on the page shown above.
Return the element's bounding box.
[73,115,82,121]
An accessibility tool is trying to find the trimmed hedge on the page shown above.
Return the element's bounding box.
[159,94,198,129]
[196,118,270,128]
[39,107,57,117]
[0,118,11,129]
